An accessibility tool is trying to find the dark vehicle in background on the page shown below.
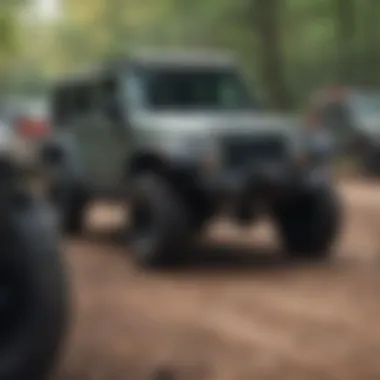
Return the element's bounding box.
[0,117,69,380]
[307,86,380,176]
[43,50,341,268]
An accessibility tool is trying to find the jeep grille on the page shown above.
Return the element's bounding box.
[222,134,287,168]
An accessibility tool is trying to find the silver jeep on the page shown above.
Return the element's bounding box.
[43,50,341,267]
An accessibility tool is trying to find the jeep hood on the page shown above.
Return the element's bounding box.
[132,111,300,138]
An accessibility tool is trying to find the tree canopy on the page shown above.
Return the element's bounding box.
[2,0,380,109]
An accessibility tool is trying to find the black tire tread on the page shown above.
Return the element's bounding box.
[0,197,69,380]
[274,188,342,260]
[129,174,191,268]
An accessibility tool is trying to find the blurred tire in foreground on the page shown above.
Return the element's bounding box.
[0,194,69,380]
[0,119,70,380]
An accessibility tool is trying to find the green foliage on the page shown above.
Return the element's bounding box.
[0,9,18,58]
[3,0,380,108]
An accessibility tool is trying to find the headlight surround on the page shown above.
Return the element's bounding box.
[289,126,337,169]
[287,128,310,168]
[156,135,221,170]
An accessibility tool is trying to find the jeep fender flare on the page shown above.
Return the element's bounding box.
[39,140,85,185]
[125,151,215,226]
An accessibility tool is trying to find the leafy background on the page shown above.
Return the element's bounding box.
[0,0,378,110]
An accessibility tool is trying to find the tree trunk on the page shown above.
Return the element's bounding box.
[366,0,379,85]
[253,0,291,110]
[335,0,355,84]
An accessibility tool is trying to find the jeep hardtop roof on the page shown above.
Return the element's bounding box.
[52,49,237,88]
[130,49,236,67]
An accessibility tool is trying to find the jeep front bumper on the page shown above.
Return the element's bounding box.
[204,163,331,202]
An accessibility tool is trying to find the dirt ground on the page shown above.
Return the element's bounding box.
[55,180,380,380]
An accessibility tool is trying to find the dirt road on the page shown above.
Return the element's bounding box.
[56,180,380,380]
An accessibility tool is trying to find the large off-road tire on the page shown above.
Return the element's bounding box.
[128,174,192,268]
[0,196,69,380]
[360,146,380,178]
[60,183,88,236]
[273,188,342,260]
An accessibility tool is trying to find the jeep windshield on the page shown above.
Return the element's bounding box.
[127,66,258,111]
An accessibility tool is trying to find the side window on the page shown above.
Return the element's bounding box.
[71,83,95,121]
[219,79,242,108]
[52,81,97,127]
[51,87,73,126]
[124,71,145,109]
[98,76,123,122]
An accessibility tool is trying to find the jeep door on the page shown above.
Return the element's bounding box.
[80,74,129,191]
[68,81,105,188]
